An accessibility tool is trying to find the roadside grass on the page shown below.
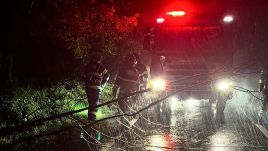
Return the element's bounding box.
[0,81,117,148]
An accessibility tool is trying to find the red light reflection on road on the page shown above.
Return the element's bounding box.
[146,133,180,151]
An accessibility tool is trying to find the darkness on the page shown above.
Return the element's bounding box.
[1,0,268,90]
[1,0,78,89]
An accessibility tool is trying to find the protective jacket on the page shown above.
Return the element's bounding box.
[85,62,109,90]
[135,62,148,89]
[115,66,139,93]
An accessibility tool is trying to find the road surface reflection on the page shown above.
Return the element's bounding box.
[145,133,179,151]
[209,130,240,151]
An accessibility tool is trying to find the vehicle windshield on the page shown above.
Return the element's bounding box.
[155,29,232,56]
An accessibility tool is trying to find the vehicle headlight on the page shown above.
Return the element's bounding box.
[216,80,233,92]
[150,78,166,91]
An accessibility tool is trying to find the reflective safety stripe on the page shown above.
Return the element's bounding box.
[140,71,148,76]
[103,69,108,74]
[87,85,101,89]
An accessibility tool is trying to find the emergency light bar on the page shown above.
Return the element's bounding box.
[166,11,186,17]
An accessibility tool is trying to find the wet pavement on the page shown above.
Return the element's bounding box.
[169,99,267,150]
[140,94,268,151]
[92,89,268,151]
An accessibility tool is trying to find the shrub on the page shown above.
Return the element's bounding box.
[0,80,116,148]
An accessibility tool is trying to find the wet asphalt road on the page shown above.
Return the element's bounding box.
[94,85,268,151]
[142,93,268,151]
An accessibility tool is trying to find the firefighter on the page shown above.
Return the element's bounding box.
[150,53,166,79]
[260,68,268,111]
[133,53,148,90]
[85,54,109,121]
[215,87,233,123]
[114,54,139,112]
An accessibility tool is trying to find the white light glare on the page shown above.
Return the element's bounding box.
[146,135,166,150]
[150,78,166,91]
[170,96,178,102]
[223,15,234,23]
[169,96,180,111]
[217,80,233,91]
[156,18,165,24]
[185,98,199,111]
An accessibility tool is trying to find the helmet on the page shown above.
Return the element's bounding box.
[132,53,140,62]
[160,56,166,62]
[124,54,137,67]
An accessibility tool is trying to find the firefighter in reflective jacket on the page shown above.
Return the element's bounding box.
[85,54,109,121]
[133,53,148,90]
[115,54,139,112]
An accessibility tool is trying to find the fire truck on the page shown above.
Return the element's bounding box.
[143,1,234,115]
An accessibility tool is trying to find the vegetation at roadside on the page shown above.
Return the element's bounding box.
[0,81,117,148]
[0,0,144,149]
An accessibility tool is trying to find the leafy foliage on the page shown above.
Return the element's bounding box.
[1,0,142,88]
[0,80,117,147]
[1,0,142,149]
[43,0,140,59]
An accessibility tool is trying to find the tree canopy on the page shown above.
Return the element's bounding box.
[1,0,142,88]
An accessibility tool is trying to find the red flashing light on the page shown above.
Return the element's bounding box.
[166,11,186,17]
[156,18,165,24]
